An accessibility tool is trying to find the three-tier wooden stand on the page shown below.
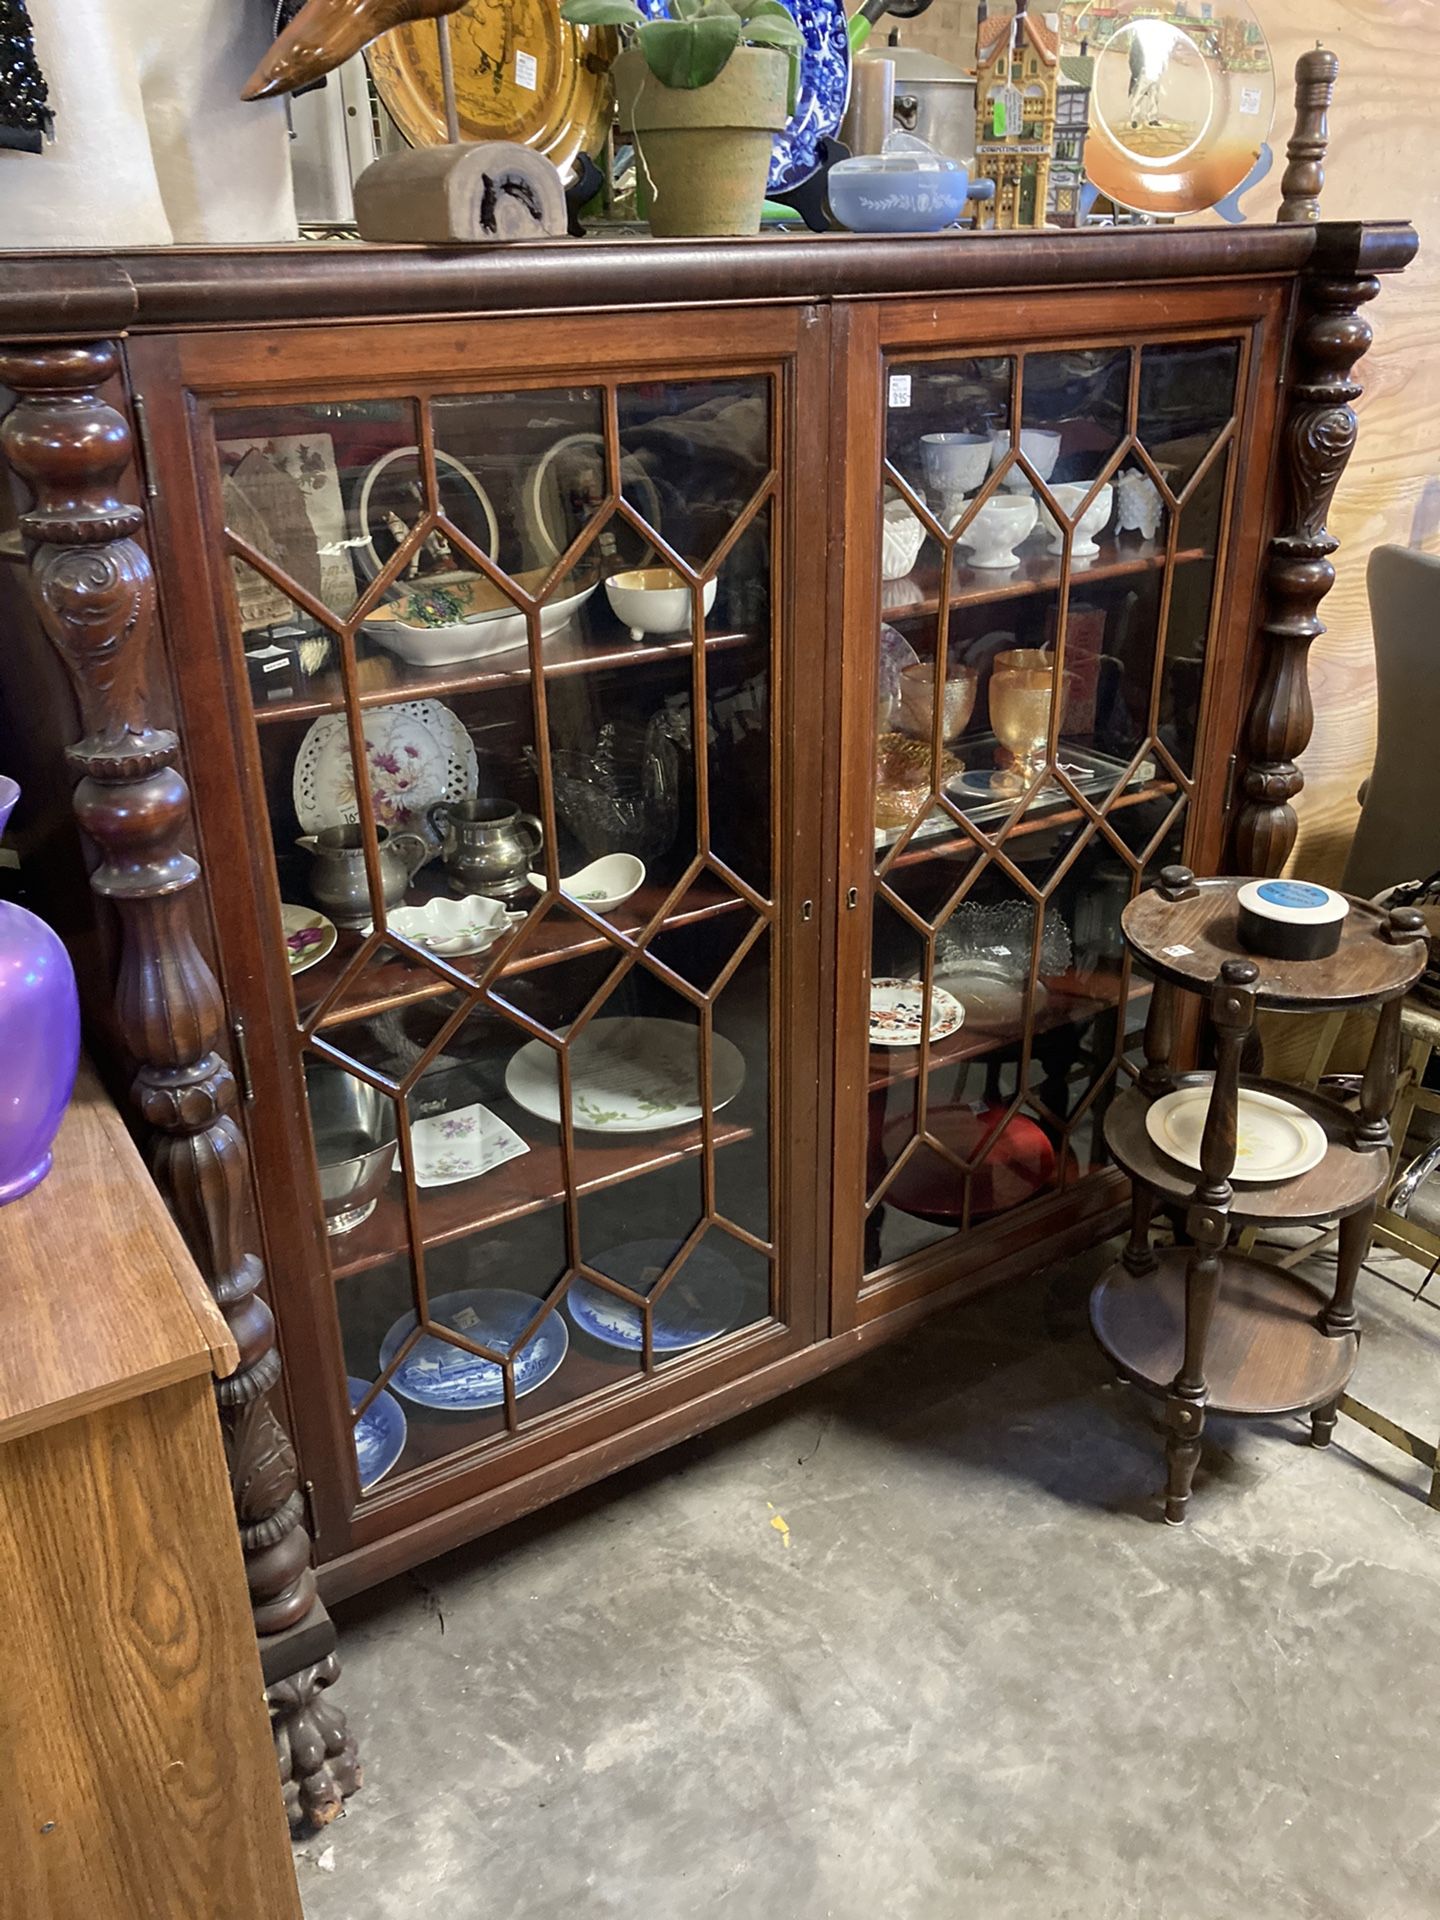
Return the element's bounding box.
[1091,867,1428,1523]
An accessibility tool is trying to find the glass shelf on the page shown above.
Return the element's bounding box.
[880,536,1208,620]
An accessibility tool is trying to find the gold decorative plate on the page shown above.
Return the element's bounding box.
[366,0,617,181]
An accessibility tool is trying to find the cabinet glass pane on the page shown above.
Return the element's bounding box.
[865,338,1238,1282]
[210,375,780,1496]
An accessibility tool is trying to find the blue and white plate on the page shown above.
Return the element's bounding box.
[636,0,850,193]
[377,1289,569,1411]
[567,1238,749,1353]
[348,1377,408,1492]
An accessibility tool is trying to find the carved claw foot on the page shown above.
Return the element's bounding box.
[271,1654,362,1833]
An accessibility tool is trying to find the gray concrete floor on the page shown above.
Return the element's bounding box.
[299,1234,1440,1920]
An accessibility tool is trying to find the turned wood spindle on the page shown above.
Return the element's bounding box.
[1121,1181,1157,1278]
[1139,978,1177,1101]
[1356,994,1405,1152]
[1278,48,1338,226]
[1194,958,1258,1214]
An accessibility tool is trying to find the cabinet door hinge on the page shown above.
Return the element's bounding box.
[231,1014,255,1103]
[1221,751,1239,827]
[131,392,160,501]
[302,1478,320,1541]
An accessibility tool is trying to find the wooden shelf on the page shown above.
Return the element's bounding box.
[1104,1073,1391,1226]
[880,538,1208,620]
[881,774,1178,874]
[867,967,1149,1093]
[1091,1251,1358,1418]
[330,1113,756,1279]
[251,621,760,725]
[295,871,749,1030]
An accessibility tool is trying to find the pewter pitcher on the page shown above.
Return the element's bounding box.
[297,822,428,927]
[428,796,543,901]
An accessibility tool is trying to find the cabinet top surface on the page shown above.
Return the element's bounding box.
[0,1062,236,1446]
[0,221,1416,339]
[1123,878,1427,1009]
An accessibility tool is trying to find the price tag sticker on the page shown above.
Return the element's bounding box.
[1162,943,1194,959]
[515,49,539,90]
[888,373,912,409]
[1239,84,1262,115]
[453,1306,480,1330]
[1002,84,1023,135]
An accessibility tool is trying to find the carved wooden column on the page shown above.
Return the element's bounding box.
[1230,265,1380,874]
[0,342,359,1831]
[1277,48,1338,226]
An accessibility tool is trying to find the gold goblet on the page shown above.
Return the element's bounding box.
[897,662,979,744]
[990,666,1057,781]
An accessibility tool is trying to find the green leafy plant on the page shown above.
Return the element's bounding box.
[561,0,802,94]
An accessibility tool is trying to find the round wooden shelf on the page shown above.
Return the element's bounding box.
[1103,1074,1390,1225]
[1090,1251,1358,1417]
[1122,878,1424,1011]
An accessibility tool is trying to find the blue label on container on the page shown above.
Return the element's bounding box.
[1256,880,1329,910]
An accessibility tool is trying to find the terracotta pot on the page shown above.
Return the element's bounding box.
[613,45,789,239]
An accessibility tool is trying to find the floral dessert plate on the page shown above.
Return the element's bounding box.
[280,903,336,975]
[378,1288,568,1411]
[1145,1084,1327,1184]
[292,698,478,837]
[504,1017,745,1134]
[566,1238,748,1353]
[386,895,523,958]
[398,1103,530,1189]
[348,1377,407,1492]
[869,978,965,1048]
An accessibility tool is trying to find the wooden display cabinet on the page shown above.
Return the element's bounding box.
[0,220,1414,1785]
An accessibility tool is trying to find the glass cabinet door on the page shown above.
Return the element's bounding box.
[202,363,793,1506]
[857,335,1242,1290]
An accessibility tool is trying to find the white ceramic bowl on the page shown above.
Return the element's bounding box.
[526,853,646,915]
[958,493,1039,569]
[921,432,992,499]
[881,497,926,580]
[385,894,521,957]
[604,567,718,639]
[1038,481,1114,558]
[363,574,596,667]
[990,428,1063,489]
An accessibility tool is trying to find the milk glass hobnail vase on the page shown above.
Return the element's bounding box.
[0,777,80,1203]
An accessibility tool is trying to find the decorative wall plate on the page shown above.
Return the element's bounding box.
[1145,1084,1327,1184]
[354,446,499,585]
[402,1102,530,1187]
[366,0,618,182]
[635,0,849,192]
[566,1238,748,1353]
[293,698,478,835]
[524,432,664,563]
[504,1017,745,1133]
[348,1376,408,1492]
[868,978,965,1048]
[378,1288,568,1410]
[281,903,337,974]
[1074,0,1275,218]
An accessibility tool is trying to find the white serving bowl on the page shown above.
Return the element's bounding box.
[526,852,646,915]
[1038,480,1114,558]
[957,493,1039,569]
[385,894,521,957]
[990,428,1063,489]
[882,497,926,580]
[921,432,992,500]
[604,567,718,640]
[362,571,596,667]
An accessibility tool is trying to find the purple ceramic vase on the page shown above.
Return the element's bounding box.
[0,776,80,1204]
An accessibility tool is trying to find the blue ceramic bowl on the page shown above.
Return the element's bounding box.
[828,155,969,234]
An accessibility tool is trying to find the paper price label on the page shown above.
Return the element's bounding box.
[1239,84,1261,115]
[888,373,912,409]
[515,49,538,90]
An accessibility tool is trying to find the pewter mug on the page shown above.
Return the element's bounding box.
[428,796,543,901]
[297,822,428,927]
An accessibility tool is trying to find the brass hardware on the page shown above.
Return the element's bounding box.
[131,393,160,500]
[846,886,859,909]
[231,1014,255,1103]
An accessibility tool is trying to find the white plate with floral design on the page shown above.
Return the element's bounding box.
[398,1103,531,1188]
[281,903,337,975]
[869,978,966,1048]
[386,895,523,958]
[292,698,478,837]
[504,1017,745,1134]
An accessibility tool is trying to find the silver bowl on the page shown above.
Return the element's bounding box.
[305,1063,397,1235]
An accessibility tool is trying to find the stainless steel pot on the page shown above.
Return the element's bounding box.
[868,47,977,168]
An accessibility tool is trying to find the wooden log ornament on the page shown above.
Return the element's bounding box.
[0,343,360,1832]
[354,142,568,243]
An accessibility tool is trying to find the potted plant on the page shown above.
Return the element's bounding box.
[561,0,803,238]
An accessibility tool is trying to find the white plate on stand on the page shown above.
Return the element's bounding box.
[505,1017,745,1134]
[292,697,478,836]
[1145,1085,1328,1184]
